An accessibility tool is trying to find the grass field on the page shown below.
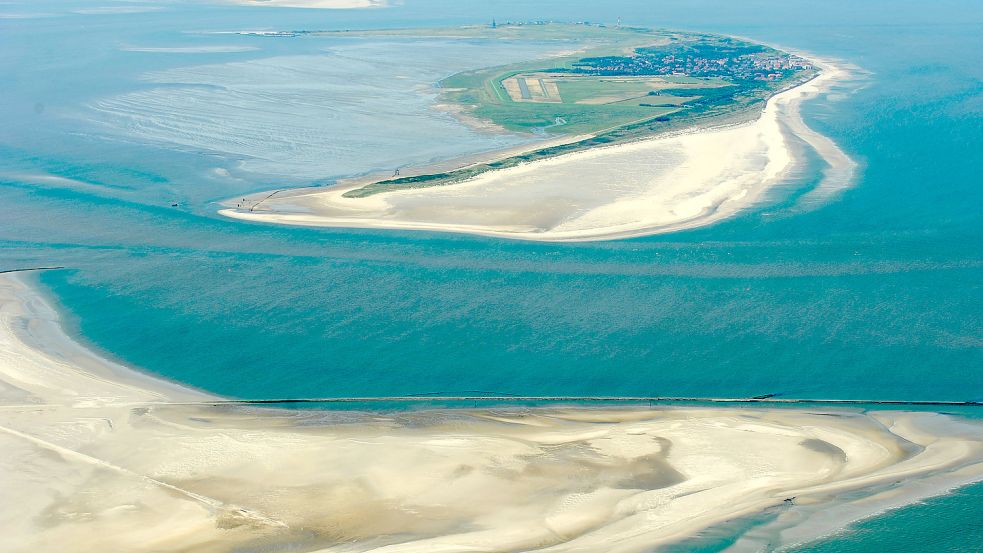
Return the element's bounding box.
[443,71,691,135]
[557,78,661,103]
[437,31,744,135]
[434,25,676,134]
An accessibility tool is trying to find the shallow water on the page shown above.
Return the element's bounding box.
[795,480,983,553]
[1,0,981,549]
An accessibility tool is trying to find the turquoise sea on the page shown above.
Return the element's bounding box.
[1,0,981,549]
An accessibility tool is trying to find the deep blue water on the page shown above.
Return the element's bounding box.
[1,0,981,549]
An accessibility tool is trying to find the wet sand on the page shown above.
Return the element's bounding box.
[1,273,980,552]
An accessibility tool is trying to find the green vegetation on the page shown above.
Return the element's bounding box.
[439,58,689,135]
[553,79,657,103]
[339,23,818,198]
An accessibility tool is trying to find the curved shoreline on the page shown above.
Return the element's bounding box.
[217,54,856,242]
[1,273,981,552]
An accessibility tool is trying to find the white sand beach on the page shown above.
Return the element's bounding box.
[1,272,981,552]
[219,58,856,241]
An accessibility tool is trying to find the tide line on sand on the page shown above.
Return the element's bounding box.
[218,55,858,242]
[0,273,981,552]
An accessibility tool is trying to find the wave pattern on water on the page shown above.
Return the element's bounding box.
[78,41,561,180]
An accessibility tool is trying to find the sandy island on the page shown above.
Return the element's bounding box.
[1,272,981,552]
[218,56,857,242]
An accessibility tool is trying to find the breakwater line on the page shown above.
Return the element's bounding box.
[151,395,982,407]
[0,266,65,275]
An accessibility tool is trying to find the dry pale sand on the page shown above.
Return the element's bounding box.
[1,273,981,553]
[219,57,857,242]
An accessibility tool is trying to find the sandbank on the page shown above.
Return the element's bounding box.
[1,273,980,552]
[218,56,857,241]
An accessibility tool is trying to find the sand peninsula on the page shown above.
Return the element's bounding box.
[1,271,981,552]
[219,26,857,241]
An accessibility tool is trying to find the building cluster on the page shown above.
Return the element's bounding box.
[490,20,604,27]
[577,50,811,81]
